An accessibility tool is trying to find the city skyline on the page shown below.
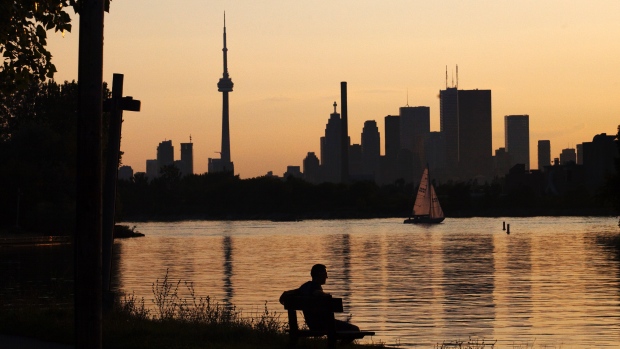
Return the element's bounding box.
[45,1,620,178]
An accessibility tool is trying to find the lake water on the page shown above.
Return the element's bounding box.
[111,217,620,348]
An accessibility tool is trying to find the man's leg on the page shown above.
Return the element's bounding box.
[334,319,360,345]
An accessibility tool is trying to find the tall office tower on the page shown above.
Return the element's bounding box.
[320,102,342,183]
[425,131,446,178]
[348,144,363,179]
[576,143,584,165]
[583,133,618,192]
[504,114,530,170]
[361,120,380,181]
[457,89,492,179]
[208,13,235,174]
[493,147,512,177]
[440,87,458,171]
[157,140,174,171]
[559,148,576,165]
[538,140,551,171]
[399,106,430,182]
[303,152,320,184]
[384,115,400,160]
[381,115,400,185]
[180,140,194,176]
[146,159,158,179]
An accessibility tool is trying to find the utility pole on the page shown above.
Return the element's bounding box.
[75,0,105,348]
[102,73,140,307]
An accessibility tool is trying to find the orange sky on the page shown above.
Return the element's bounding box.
[46,1,620,178]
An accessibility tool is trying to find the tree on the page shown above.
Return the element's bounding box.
[0,0,111,135]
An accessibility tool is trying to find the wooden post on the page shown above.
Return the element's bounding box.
[75,0,105,348]
[507,224,510,235]
[102,74,140,307]
[502,221,506,231]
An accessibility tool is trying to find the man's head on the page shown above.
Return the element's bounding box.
[310,264,328,285]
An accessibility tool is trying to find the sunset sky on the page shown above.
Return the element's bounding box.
[46,1,620,178]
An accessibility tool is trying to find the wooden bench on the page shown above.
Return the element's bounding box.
[280,290,375,348]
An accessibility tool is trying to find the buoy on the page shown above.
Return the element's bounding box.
[507,223,510,235]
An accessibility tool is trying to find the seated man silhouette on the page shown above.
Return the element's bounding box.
[298,264,360,344]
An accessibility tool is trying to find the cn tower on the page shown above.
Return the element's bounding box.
[209,12,235,174]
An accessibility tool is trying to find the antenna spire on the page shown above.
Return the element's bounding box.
[406,89,410,107]
[456,64,459,89]
[333,101,337,114]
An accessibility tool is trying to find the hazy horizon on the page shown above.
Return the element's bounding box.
[46,1,620,178]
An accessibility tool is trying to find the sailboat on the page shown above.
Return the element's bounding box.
[403,166,445,224]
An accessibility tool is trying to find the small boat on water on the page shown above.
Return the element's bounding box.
[404,166,445,224]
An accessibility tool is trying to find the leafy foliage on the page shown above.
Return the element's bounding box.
[0,0,112,90]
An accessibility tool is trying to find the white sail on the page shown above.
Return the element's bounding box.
[429,184,444,219]
[412,168,430,216]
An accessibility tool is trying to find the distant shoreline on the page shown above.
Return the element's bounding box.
[118,208,618,223]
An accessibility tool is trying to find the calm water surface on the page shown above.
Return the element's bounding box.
[113,217,620,348]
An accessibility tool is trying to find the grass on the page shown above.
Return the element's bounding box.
[0,270,384,349]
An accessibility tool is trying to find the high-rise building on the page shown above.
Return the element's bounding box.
[457,89,492,179]
[493,147,512,177]
[440,83,492,180]
[384,115,400,160]
[504,115,530,170]
[440,87,458,170]
[381,115,401,185]
[146,159,158,179]
[209,14,235,174]
[425,131,446,178]
[538,140,551,171]
[361,120,380,181]
[303,152,320,184]
[157,140,174,170]
[320,102,342,183]
[348,144,363,179]
[399,106,430,175]
[180,141,194,176]
[576,143,584,165]
[560,148,576,165]
[582,133,618,192]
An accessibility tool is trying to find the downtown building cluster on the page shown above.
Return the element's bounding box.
[285,80,617,196]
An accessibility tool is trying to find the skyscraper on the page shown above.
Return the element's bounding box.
[538,140,551,171]
[180,140,194,176]
[157,140,174,170]
[361,120,380,181]
[303,152,320,184]
[504,115,530,170]
[456,89,492,179]
[208,13,235,174]
[146,159,158,179]
[560,148,576,165]
[399,106,430,182]
[384,115,400,160]
[382,115,400,185]
[440,87,458,171]
[320,102,342,183]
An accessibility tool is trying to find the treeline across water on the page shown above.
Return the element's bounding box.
[116,170,617,222]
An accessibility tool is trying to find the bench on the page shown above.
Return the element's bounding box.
[280,290,375,348]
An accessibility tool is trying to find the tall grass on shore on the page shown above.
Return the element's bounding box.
[106,270,382,348]
[0,267,383,348]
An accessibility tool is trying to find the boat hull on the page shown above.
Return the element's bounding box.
[403,216,445,224]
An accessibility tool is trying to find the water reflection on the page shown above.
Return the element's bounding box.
[109,218,620,348]
[222,235,233,306]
